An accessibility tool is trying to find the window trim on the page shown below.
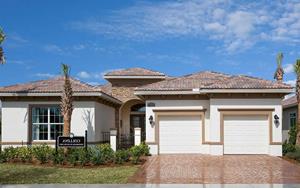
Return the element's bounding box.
[29,104,63,142]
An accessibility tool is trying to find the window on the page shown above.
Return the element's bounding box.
[290,112,296,128]
[32,106,63,141]
[131,104,145,112]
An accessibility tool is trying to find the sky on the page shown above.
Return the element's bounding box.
[0,0,300,87]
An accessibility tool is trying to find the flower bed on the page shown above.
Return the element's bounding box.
[0,143,150,168]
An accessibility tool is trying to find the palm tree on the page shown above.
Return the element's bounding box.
[0,27,5,64]
[294,59,300,145]
[61,64,73,137]
[274,52,284,82]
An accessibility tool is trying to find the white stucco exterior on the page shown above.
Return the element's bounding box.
[1,100,115,147]
[145,98,283,156]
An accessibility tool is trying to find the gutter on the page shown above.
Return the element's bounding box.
[134,88,294,95]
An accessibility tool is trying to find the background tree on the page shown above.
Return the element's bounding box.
[0,27,5,64]
[294,59,300,145]
[274,52,284,82]
[61,64,73,137]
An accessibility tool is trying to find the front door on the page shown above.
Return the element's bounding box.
[130,114,146,142]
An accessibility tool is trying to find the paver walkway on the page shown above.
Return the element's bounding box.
[129,155,300,184]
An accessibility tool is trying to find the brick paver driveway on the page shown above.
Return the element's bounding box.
[128,155,300,184]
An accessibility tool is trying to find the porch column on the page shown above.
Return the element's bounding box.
[134,127,141,146]
[110,128,117,151]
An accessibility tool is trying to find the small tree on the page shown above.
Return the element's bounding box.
[294,59,300,145]
[61,64,73,137]
[0,27,5,64]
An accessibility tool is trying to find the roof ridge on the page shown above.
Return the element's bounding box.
[236,74,292,86]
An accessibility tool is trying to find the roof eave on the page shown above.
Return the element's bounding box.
[0,92,122,105]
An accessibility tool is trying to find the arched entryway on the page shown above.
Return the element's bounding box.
[119,99,145,148]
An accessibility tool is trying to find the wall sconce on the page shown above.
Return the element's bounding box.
[274,114,280,127]
[149,115,154,126]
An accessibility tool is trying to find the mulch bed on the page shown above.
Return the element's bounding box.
[3,157,147,169]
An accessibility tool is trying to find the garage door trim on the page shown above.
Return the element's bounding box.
[153,110,205,154]
[219,109,281,152]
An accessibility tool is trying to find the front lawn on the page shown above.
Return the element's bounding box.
[0,163,138,184]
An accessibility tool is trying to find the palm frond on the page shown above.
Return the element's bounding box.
[61,63,70,77]
[276,52,283,67]
[294,59,300,76]
[0,47,5,64]
[0,27,5,44]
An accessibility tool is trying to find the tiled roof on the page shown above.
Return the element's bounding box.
[104,67,165,76]
[0,77,101,93]
[136,71,293,91]
[282,95,297,108]
[0,77,122,104]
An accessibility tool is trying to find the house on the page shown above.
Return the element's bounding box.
[282,95,297,142]
[0,68,293,156]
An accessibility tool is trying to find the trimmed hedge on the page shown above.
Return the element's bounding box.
[0,143,150,166]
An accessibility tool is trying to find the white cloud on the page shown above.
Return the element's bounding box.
[43,44,65,54]
[77,71,91,79]
[283,64,294,74]
[284,79,296,87]
[69,1,300,53]
[35,73,57,78]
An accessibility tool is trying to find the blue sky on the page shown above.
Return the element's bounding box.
[0,0,300,86]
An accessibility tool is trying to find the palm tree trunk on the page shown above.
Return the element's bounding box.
[63,115,71,136]
[296,76,300,145]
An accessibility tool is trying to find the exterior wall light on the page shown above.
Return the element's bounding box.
[149,115,154,126]
[274,114,280,127]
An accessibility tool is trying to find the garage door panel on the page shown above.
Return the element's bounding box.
[159,115,202,154]
[224,115,269,154]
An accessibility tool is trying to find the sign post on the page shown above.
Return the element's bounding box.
[85,130,88,151]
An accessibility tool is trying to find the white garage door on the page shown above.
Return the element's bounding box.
[224,115,269,154]
[159,115,202,154]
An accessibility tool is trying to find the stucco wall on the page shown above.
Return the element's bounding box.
[1,101,113,145]
[146,98,283,156]
[95,102,115,142]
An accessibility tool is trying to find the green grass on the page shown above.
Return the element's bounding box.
[0,163,139,184]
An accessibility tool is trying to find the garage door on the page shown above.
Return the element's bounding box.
[224,115,269,154]
[159,115,202,154]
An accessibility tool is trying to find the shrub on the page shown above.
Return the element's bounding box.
[51,148,64,165]
[288,124,297,145]
[3,147,17,161]
[129,145,144,164]
[97,144,114,163]
[16,147,33,162]
[114,149,130,164]
[140,143,150,156]
[283,140,296,155]
[0,151,8,163]
[77,148,91,166]
[90,147,105,165]
[32,144,52,164]
[286,149,300,161]
[67,148,79,166]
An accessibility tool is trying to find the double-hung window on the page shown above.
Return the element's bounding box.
[32,106,63,141]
